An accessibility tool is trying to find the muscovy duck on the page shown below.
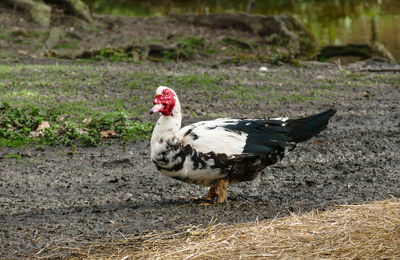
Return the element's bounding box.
[150,86,336,203]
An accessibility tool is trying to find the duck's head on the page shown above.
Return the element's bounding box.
[150,86,178,116]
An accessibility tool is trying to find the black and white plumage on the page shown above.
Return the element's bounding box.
[150,86,336,203]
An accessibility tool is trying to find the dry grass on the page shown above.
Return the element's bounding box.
[42,199,400,259]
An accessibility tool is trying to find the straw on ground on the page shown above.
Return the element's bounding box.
[43,199,400,259]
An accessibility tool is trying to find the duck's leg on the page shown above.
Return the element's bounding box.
[217,179,229,204]
[206,183,218,200]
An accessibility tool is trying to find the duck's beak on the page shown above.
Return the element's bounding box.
[150,103,163,114]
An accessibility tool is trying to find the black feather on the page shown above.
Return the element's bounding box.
[285,108,336,143]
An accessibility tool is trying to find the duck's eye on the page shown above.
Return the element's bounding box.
[165,92,169,96]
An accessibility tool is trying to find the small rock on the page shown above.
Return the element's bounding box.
[17,50,28,56]
[45,27,64,50]
[259,66,268,72]
[10,0,52,27]
[109,178,119,184]
[64,0,93,23]
[362,90,371,98]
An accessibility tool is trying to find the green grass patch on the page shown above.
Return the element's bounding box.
[317,85,335,90]
[0,138,33,147]
[222,37,252,49]
[163,37,204,60]
[0,102,154,147]
[129,71,226,93]
[93,47,134,62]
[56,41,78,49]
[28,31,48,38]
[0,64,150,119]
[3,153,22,160]
[163,73,224,89]
[221,85,257,102]
[87,27,100,33]
[278,94,318,103]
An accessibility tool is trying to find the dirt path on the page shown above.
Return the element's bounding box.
[1,59,399,257]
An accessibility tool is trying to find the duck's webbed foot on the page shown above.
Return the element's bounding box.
[204,179,229,204]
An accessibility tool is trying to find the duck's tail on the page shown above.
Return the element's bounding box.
[286,108,336,143]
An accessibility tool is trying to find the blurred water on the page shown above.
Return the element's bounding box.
[83,0,400,61]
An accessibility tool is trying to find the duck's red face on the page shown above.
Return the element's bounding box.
[150,88,176,116]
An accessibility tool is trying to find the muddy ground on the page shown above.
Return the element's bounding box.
[1,4,400,258]
[1,59,399,258]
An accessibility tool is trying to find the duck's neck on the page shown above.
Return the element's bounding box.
[151,102,182,147]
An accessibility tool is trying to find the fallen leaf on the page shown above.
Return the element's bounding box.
[101,130,116,138]
[29,131,41,138]
[82,118,92,124]
[79,128,89,135]
[36,121,51,131]
[314,139,329,144]
[30,121,51,137]
[58,115,70,122]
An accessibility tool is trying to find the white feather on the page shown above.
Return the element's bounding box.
[175,119,248,155]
